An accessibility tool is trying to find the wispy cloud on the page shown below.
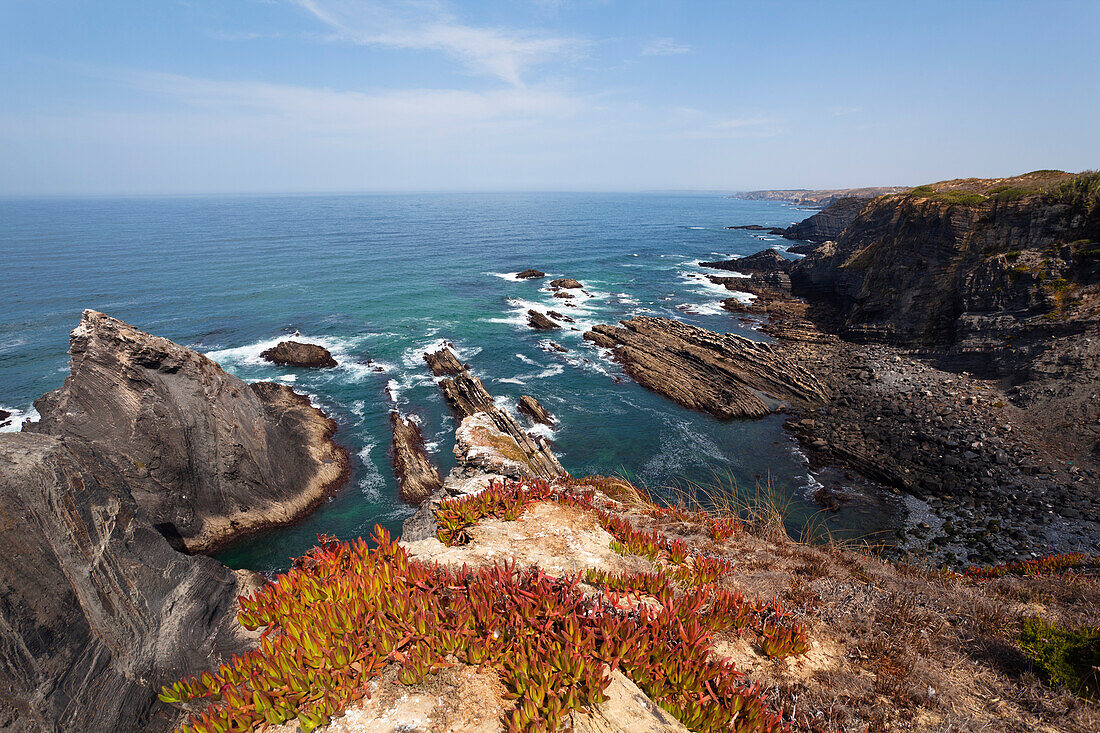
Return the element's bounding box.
[831,106,860,116]
[642,37,690,56]
[292,0,583,87]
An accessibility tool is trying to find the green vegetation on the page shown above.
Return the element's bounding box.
[1018,618,1100,700]
[961,552,1098,579]
[906,184,987,206]
[1047,170,1100,210]
[162,477,805,733]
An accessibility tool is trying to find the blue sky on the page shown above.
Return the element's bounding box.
[1,0,1098,194]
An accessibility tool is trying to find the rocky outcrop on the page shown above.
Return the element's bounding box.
[527,310,560,330]
[259,340,337,368]
[518,395,554,425]
[390,412,443,504]
[547,310,575,323]
[735,186,909,207]
[423,345,466,376]
[778,197,868,243]
[427,348,566,481]
[553,291,575,300]
[0,409,10,429]
[584,316,830,418]
[550,278,583,289]
[0,432,258,732]
[515,269,545,279]
[26,310,349,553]
[702,248,794,275]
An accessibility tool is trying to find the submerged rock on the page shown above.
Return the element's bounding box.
[518,395,554,425]
[553,291,575,299]
[550,278,583,289]
[390,411,443,504]
[527,310,560,330]
[515,269,546,279]
[547,310,575,323]
[0,432,258,732]
[26,310,349,553]
[585,316,830,418]
[259,340,337,368]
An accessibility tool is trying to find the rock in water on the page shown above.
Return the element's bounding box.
[426,348,566,481]
[26,310,349,553]
[0,408,10,428]
[553,291,575,299]
[390,412,443,503]
[518,395,554,425]
[259,340,337,368]
[527,310,560,330]
[547,310,575,323]
[423,346,466,376]
[0,432,258,732]
[584,316,830,418]
[701,248,794,274]
[515,269,545,279]
[549,278,583,289]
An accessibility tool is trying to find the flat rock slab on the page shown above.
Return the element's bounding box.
[584,316,830,419]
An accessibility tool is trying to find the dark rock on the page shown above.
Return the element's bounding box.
[390,412,442,504]
[553,291,575,299]
[518,395,554,426]
[527,310,560,330]
[423,345,466,376]
[584,316,830,419]
[400,495,439,542]
[726,224,782,231]
[26,310,350,553]
[702,248,794,275]
[0,432,258,732]
[259,340,337,369]
[0,408,10,428]
[515,269,545,279]
[777,197,868,243]
[549,278,583,289]
[547,310,575,323]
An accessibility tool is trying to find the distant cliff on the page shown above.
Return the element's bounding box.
[734,186,909,207]
[778,196,869,243]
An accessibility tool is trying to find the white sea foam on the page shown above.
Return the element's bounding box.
[516,353,538,366]
[357,440,384,501]
[0,405,38,433]
[204,332,383,382]
[487,271,525,282]
[676,302,726,316]
[276,374,297,383]
[526,423,556,442]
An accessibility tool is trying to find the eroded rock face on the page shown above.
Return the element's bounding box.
[390,412,443,504]
[584,316,830,418]
[702,248,794,275]
[260,340,337,368]
[527,310,560,330]
[423,346,466,376]
[0,433,258,733]
[779,196,868,243]
[518,395,554,425]
[27,310,349,553]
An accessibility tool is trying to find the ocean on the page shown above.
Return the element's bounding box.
[0,192,896,572]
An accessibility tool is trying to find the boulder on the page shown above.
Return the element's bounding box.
[259,340,337,368]
[26,310,349,553]
[515,269,546,279]
[553,291,575,299]
[550,278,583,289]
[390,412,443,504]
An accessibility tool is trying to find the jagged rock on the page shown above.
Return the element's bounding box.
[553,291,575,299]
[26,310,349,553]
[0,432,259,733]
[584,316,830,418]
[550,278,583,289]
[527,310,560,330]
[423,345,466,376]
[726,224,780,232]
[515,269,545,279]
[259,340,337,368]
[390,412,442,504]
[0,409,10,428]
[518,395,554,425]
[430,355,566,481]
[778,196,868,243]
[547,310,575,323]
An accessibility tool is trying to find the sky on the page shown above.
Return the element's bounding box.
[1,0,1098,195]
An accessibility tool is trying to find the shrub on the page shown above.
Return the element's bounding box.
[1018,618,1100,700]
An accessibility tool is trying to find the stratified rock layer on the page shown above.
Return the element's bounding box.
[527,310,560,330]
[260,340,337,368]
[423,346,466,376]
[0,432,258,732]
[518,395,554,425]
[27,310,349,553]
[390,411,443,504]
[584,316,830,418]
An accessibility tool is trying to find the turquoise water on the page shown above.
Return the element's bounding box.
[0,193,891,572]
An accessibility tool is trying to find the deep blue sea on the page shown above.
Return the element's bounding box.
[0,193,896,572]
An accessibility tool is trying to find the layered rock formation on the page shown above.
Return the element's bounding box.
[423,345,467,376]
[518,395,554,425]
[260,340,337,368]
[0,431,259,733]
[584,316,830,418]
[701,248,794,275]
[390,412,443,503]
[527,310,560,330]
[777,196,868,243]
[428,348,565,482]
[26,310,349,553]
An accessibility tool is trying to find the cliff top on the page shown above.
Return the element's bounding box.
[903,169,1100,206]
[736,186,909,206]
